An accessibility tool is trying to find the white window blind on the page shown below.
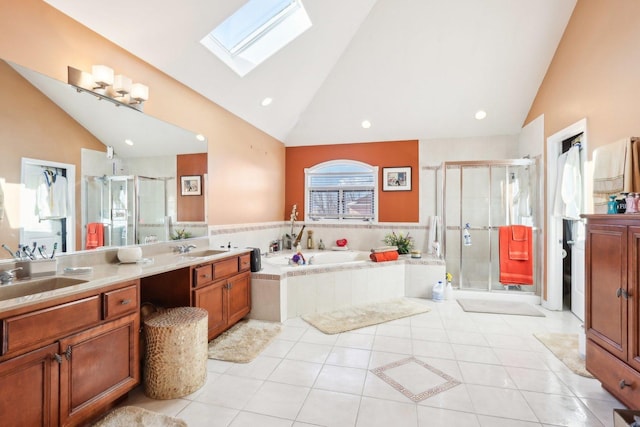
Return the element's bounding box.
[306,162,377,221]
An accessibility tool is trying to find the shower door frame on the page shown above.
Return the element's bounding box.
[441,159,538,293]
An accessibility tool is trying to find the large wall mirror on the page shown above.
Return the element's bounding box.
[0,59,208,260]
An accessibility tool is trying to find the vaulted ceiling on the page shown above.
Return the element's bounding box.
[44,0,577,147]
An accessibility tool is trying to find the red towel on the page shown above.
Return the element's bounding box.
[509,225,529,260]
[369,251,399,262]
[499,225,533,285]
[86,222,104,250]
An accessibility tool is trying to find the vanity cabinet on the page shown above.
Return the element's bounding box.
[0,279,140,426]
[584,215,640,409]
[141,252,252,340]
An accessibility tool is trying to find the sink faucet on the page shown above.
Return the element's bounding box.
[0,267,22,285]
[174,244,197,254]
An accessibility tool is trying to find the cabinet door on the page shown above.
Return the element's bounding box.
[586,223,627,360]
[194,280,227,340]
[0,343,58,427]
[628,226,640,370]
[227,271,251,326]
[59,313,139,426]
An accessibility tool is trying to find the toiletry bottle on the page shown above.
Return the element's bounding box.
[318,239,325,250]
[463,223,472,246]
[607,195,618,214]
[307,229,314,249]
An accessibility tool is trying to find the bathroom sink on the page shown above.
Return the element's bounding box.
[0,277,88,301]
[182,249,227,259]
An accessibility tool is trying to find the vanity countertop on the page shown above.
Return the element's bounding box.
[0,248,251,314]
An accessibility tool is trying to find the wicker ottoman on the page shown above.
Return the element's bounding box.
[143,307,208,399]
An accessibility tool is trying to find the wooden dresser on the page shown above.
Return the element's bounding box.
[584,214,640,408]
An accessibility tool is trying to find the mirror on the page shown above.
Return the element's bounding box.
[0,59,208,260]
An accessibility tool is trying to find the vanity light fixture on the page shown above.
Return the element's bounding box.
[361,120,372,129]
[67,65,150,111]
[475,110,487,120]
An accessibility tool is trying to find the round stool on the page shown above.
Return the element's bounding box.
[143,307,208,399]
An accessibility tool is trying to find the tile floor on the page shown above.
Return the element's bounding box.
[124,298,626,427]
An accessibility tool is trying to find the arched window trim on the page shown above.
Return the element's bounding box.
[304,160,379,223]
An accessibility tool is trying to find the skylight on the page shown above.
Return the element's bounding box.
[201,0,312,77]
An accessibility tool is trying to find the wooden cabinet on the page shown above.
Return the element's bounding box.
[0,279,140,426]
[585,215,640,408]
[141,251,252,341]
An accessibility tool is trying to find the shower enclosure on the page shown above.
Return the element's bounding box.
[438,159,540,294]
[84,175,172,248]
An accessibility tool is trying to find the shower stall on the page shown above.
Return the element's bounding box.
[438,159,541,294]
[84,175,173,248]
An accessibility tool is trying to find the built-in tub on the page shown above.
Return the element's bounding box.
[250,250,445,322]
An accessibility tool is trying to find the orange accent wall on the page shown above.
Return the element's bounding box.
[177,153,207,222]
[525,0,640,154]
[285,140,419,222]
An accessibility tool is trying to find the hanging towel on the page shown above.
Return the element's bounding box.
[552,152,568,218]
[560,145,582,220]
[499,225,533,285]
[86,222,104,249]
[592,138,632,213]
[509,225,529,261]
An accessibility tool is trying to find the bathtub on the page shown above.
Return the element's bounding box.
[250,250,446,322]
[262,250,370,267]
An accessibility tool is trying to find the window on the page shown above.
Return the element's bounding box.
[305,160,378,222]
[200,0,312,77]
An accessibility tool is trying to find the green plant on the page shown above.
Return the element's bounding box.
[383,231,414,254]
[171,229,192,240]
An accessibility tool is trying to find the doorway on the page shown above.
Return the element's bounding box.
[545,119,587,320]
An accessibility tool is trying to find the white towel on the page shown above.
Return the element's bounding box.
[561,145,582,219]
[553,152,568,218]
[593,137,632,211]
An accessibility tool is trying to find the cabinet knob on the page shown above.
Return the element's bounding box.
[619,379,632,389]
[53,353,63,364]
[120,299,131,305]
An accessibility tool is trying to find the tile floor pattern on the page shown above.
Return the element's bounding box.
[123,298,626,427]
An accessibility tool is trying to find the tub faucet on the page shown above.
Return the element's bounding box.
[174,244,197,254]
[0,267,22,285]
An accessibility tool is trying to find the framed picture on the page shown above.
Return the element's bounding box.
[382,167,412,191]
[181,175,202,196]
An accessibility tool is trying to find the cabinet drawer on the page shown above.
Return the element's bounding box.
[213,257,238,279]
[3,296,102,355]
[587,341,640,408]
[193,264,213,287]
[103,284,139,320]
[239,254,251,272]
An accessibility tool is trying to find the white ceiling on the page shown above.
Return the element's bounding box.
[44,0,577,147]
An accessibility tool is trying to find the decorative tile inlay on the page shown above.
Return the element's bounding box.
[370,357,461,402]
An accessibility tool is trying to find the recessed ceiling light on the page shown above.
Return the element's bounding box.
[261,97,273,107]
[475,110,487,120]
[124,139,134,146]
[196,134,206,141]
[361,120,372,129]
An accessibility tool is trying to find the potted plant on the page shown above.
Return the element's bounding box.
[383,231,414,254]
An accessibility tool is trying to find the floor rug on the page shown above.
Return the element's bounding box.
[208,319,282,363]
[91,406,187,427]
[302,298,431,334]
[534,333,593,378]
[457,299,545,317]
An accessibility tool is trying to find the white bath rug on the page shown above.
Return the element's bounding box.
[534,333,593,378]
[91,406,187,427]
[208,319,282,363]
[302,298,431,334]
[457,299,545,317]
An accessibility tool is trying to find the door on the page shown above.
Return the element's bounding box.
[227,271,251,325]
[571,220,586,320]
[0,343,59,427]
[194,280,227,339]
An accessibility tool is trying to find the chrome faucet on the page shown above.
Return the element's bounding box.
[0,267,22,285]
[174,244,197,254]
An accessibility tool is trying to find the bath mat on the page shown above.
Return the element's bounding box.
[457,299,544,317]
[302,298,431,334]
[534,333,593,378]
[91,406,187,427]
[208,319,282,363]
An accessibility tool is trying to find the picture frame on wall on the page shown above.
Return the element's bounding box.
[382,167,411,191]
[181,175,202,196]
